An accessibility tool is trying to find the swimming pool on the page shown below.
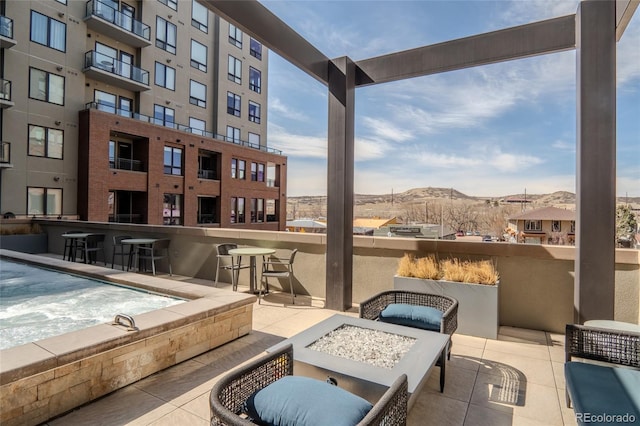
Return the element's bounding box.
[0,259,184,349]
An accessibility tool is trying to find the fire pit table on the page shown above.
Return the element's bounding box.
[267,314,449,409]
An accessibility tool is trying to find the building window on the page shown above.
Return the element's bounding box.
[238,160,246,179]
[29,68,64,105]
[109,139,142,171]
[198,197,217,224]
[570,221,576,233]
[250,38,262,60]
[231,158,245,179]
[189,80,206,107]
[119,97,133,117]
[257,163,265,182]
[227,92,241,117]
[551,220,561,232]
[191,0,208,32]
[27,187,62,216]
[95,89,117,112]
[158,0,177,11]
[190,117,206,135]
[248,132,260,146]
[231,158,237,179]
[190,39,207,72]
[228,55,241,84]
[266,163,278,187]
[156,16,177,54]
[155,62,175,89]
[154,104,175,128]
[248,101,261,124]
[249,67,261,93]
[198,150,217,180]
[266,199,277,222]
[163,194,182,225]
[231,197,245,223]
[249,198,265,223]
[28,125,63,159]
[227,126,240,144]
[524,220,542,231]
[229,23,242,48]
[30,11,66,52]
[163,146,182,175]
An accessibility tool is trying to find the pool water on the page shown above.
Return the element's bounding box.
[0,259,184,349]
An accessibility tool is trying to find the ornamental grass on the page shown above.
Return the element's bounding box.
[397,254,499,285]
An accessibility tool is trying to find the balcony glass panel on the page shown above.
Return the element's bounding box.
[0,15,13,39]
[84,51,149,85]
[0,78,11,101]
[86,0,150,41]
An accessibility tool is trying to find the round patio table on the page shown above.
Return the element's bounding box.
[228,247,276,293]
[121,238,162,272]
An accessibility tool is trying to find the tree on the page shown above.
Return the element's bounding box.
[616,205,637,247]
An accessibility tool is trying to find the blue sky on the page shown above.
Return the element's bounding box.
[260,0,640,198]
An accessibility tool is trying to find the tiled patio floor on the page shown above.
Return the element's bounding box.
[44,276,578,426]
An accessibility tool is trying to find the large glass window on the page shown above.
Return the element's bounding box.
[30,11,66,51]
[227,126,240,144]
[189,117,206,135]
[191,0,208,32]
[29,68,64,105]
[155,62,175,89]
[198,150,217,179]
[250,198,264,223]
[231,197,245,223]
[28,125,63,159]
[156,16,177,54]
[95,89,117,113]
[154,104,175,128]
[249,67,261,93]
[163,194,182,225]
[229,23,242,48]
[231,158,245,179]
[250,162,265,182]
[250,38,262,60]
[158,0,177,11]
[189,80,206,107]
[248,101,261,124]
[163,146,182,175]
[227,92,241,117]
[190,39,207,72]
[27,187,62,216]
[248,132,260,146]
[238,159,246,180]
[266,199,277,222]
[228,55,241,84]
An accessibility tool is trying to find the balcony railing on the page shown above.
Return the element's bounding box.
[0,141,11,164]
[198,169,217,180]
[0,78,13,108]
[0,15,16,49]
[85,102,283,155]
[83,51,149,90]
[110,158,144,172]
[85,0,151,47]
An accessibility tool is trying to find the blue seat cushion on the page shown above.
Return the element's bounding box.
[565,362,640,425]
[379,303,443,332]
[244,376,373,426]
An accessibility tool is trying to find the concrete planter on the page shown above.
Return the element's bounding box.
[394,275,499,339]
[0,233,48,254]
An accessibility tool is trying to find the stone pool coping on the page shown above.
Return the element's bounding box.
[0,249,256,385]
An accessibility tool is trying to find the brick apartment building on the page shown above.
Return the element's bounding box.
[0,0,286,230]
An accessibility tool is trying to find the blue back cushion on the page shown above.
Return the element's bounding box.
[379,303,443,331]
[245,376,373,426]
[565,362,640,425]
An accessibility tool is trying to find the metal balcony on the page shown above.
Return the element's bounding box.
[0,15,16,49]
[0,78,13,108]
[84,0,151,48]
[83,51,149,91]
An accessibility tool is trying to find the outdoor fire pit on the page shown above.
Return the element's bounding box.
[267,314,449,409]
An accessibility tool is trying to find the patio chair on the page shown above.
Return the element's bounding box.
[359,290,458,392]
[137,238,172,276]
[111,235,132,270]
[77,233,106,265]
[214,243,249,290]
[63,230,83,261]
[210,343,408,426]
[259,249,298,305]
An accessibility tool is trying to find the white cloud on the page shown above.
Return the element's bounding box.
[552,140,575,151]
[270,97,310,122]
[361,116,414,142]
[268,123,327,159]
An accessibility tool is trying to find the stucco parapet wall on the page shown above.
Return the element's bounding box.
[0,250,256,385]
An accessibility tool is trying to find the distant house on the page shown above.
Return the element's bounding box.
[508,206,575,245]
[285,219,327,233]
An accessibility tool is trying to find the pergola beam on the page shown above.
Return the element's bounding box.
[355,15,576,86]
[616,0,640,41]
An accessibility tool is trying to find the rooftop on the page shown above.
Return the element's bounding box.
[43,275,575,426]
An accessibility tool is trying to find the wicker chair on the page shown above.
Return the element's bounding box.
[359,290,458,392]
[210,343,408,426]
